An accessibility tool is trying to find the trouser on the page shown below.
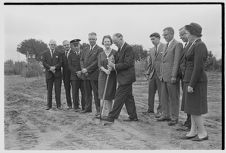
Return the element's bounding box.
[46,77,62,108]
[161,81,180,120]
[63,76,72,107]
[71,80,85,110]
[108,83,137,119]
[83,80,100,113]
[148,72,162,113]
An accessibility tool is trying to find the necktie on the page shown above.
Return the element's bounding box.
[155,46,158,57]
[166,43,169,50]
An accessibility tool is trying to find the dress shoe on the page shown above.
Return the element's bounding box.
[45,107,51,110]
[180,134,198,140]
[57,107,62,110]
[168,120,178,126]
[67,106,72,110]
[155,112,162,118]
[81,110,92,113]
[74,107,81,111]
[101,116,114,122]
[176,127,190,131]
[191,135,208,141]
[123,117,138,122]
[156,116,171,122]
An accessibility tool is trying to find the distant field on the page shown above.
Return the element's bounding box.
[4,71,222,149]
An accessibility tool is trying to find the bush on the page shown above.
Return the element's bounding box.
[21,61,44,78]
[4,59,44,77]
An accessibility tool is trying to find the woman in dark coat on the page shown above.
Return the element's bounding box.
[182,23,208,141]
[98,35,117,115]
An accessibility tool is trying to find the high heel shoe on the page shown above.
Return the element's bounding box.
[191,135,208,141]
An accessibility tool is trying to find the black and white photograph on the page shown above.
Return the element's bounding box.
[2,0,224,150]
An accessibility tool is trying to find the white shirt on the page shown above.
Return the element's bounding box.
[155,42,161,52]
[90,44,97,51]
[167,38,174,47]
[49,49,55,57]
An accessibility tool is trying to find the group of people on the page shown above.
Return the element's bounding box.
[144,22,208,141]
[42,32,137,121]
[41,22,208,142]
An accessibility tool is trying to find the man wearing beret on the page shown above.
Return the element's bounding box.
[80,32,103,117]
[68,39,85,111]
[62,40,72,110]
[42,40,62,110]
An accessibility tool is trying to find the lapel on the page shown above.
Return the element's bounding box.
[185,39,201,57]
[87,44,97,58]
[118,42,127,59]
[163,39,175,57]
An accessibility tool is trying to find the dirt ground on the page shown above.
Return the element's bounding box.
[4,72,222,150]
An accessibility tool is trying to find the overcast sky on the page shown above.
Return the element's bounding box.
[4,4,222,61]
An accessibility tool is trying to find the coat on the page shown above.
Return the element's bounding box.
[42,49,62,79]
[160,39,183,82]
[114,42,136,85]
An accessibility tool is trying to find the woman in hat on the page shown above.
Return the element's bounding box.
[98,35,117,115]
[181,23,208,141]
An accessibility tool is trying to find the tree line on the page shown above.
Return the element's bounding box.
[4,38,222,77]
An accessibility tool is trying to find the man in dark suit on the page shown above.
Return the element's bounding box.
[102,33,138,122]
[62,40,72,109]
[42,40,62,110]
[144,33,165,118]
[68,39,86,111]
[157,27,183,126]
[178,27,191,129]
[80,32,103,117]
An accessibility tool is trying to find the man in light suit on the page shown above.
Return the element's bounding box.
[102,33,138,123]
[81,32,103,117]
[157,27,183,126]
[42,40,62,110]
[144,33,165,118]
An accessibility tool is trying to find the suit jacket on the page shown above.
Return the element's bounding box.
[146,42,165,79]
[114,42,136,85]
[42,49,62,79]
[62,50,72,81]
[68,51,82,81]
[160,39,183,82]
[80,44,103,80]
[178,42,192,79]
[183,39,208,88]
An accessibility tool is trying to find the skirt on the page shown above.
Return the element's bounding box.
[98,71,116,100]
[184,82,208,115]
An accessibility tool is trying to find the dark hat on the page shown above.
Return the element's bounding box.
[150,32,160,38]
[70,39,81,44]
[187,22,202,36]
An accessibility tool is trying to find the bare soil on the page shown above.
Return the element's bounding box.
[4,72,222,150]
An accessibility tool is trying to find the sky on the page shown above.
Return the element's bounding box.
[3,4,222,61]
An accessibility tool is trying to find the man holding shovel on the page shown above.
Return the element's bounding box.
[102,33,138,122]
